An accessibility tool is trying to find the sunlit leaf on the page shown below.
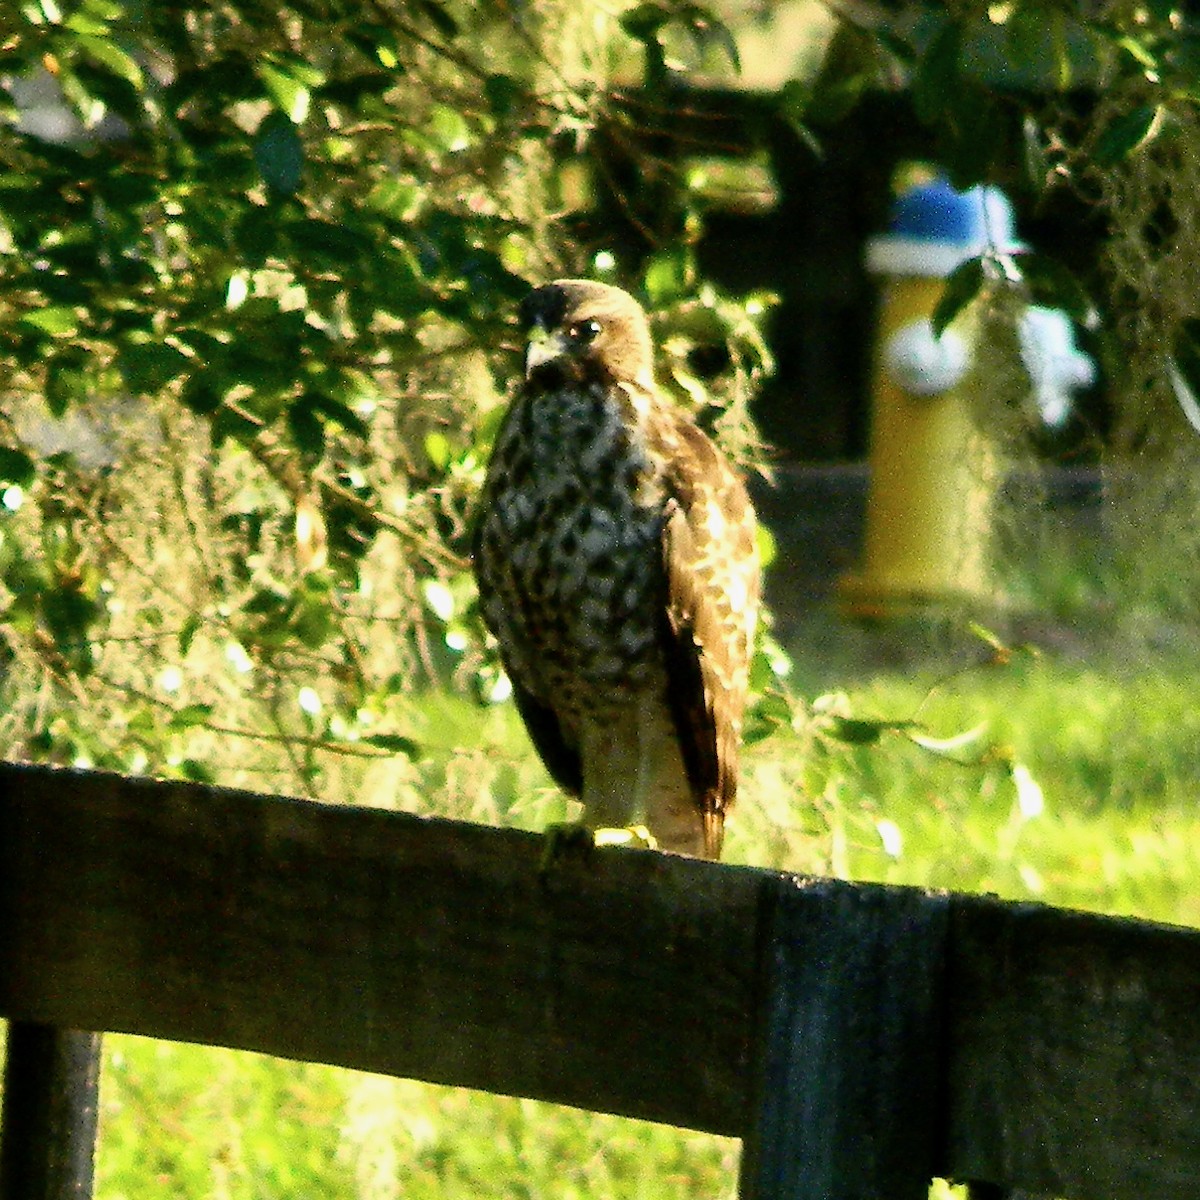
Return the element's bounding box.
[422,578,455,621]
[260,62,311,123]
[425,431,451,469]
[367,177,420,220]
[76,33,144,89]
[1012,761,1046,819]
[1094,105,1161,165]
[644,249,691,306]
[21,306,79,337]
[1167,319,1200,435]
[169,703,215,729]
[908,723,988,754]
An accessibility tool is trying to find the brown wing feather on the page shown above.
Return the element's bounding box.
[509,676,583,797]
[657,414,760,859]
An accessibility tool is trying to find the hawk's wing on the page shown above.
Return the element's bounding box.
[509,678,583,797]
[656,413,760,858]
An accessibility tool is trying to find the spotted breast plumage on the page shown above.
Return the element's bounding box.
[473,279,760,859]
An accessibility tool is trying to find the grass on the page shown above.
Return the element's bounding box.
[7,612,1200,1199]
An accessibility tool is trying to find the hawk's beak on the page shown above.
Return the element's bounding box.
[525,325,568,378]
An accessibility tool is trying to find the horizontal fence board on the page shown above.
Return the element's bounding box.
[0,764,763,1135]
[944,897,1200,1198]
[3,763,1200,1199]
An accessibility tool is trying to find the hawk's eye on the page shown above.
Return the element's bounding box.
[569,319,602,346]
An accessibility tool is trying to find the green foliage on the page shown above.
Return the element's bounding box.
[2,0,1198,791]
[0,0,773,790]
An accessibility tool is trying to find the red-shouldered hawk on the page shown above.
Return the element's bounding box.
[473,280,759,859]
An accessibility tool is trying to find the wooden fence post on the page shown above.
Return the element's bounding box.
[739,877,948,1200]
[0,1022,102,1200]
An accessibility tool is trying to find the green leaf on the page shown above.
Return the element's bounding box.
[169,703,215,729]
[178,614,201,656]
[913,19,961,125]
[362,732,419,755]
[484,73,522,117]
[1094,105,1160,165]
[366,177,420,221]
[21,306,79,337]
[46,353,90,416]
[119,339,189,394]
[0,447,35,487]
[1021,113,1054,192]
[254,111,304,196]
[180,372,225,415]
[828,716,884,745]
[243,586,290,617]
[1115,34,1159,72]
[932,256,985,337]
[287,397,326,459]
[42,583,100,675]
[308,393,368,438]
[644,248,691,306]
[260,62,311,124]
[317,71,394,110]
[424,430,451,469]
[417,0,460,39]
[75,33,144,89]
[178,759,216,784]
[681,5,740,74]
[210,404,261,448]
[828,715,921,745]
[427,105,471,153]
[1012,253,1094,324]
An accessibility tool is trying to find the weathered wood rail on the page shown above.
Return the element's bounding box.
[1,762,1198,1200]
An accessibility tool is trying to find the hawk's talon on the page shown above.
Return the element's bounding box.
[592,824,658,850]
[539,821,659,874]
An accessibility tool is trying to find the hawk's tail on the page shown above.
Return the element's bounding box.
[702,809,725,861]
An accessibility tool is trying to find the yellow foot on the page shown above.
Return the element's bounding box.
[539,822,658,873]
[592,824,658,850]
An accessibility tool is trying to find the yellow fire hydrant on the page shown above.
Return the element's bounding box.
[839,176,1023,616]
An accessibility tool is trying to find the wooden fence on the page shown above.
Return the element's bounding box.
[1,762,1198,1200]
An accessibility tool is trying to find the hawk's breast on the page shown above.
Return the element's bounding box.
[475,380,670,734]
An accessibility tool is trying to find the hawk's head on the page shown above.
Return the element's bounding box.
[520,280,655,391]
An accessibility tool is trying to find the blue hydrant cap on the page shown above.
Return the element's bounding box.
[866,177,1024,277]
